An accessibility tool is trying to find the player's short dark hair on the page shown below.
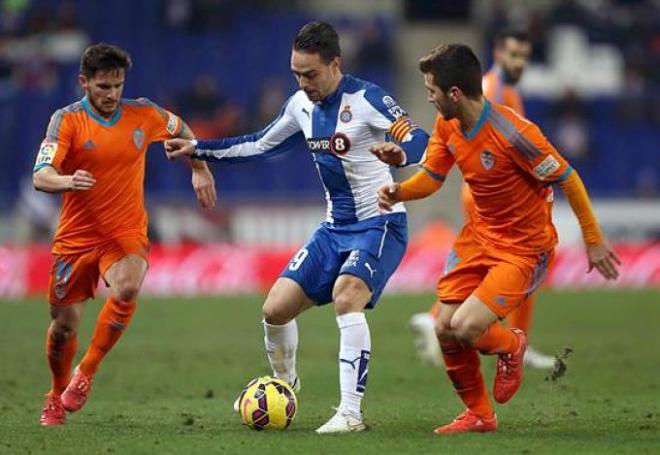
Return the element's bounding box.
[495,27,531,48]
[419,43,483,98]
[80,43,132,78]
[293,21,341,63]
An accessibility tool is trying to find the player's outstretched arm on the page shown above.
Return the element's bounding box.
[33,166,96,193]
[377,169,443,212]
[558,170,621,280]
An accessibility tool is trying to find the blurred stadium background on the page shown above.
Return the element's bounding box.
[1,1,659,452]
[0,0,658,295]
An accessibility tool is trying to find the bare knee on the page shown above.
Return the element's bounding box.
[333,276,371,315]
[435,319,454,343]
[50,319,78,343]
[111,277,141,302]
[262,285,296,325]
[450,318,484,346]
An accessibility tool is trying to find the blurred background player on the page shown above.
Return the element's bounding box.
[164,21,429,434]
[409,27,556,369]
[34,43,216,426]
[376,43,620,433]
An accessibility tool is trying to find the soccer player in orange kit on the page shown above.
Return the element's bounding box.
[34,43,216,426]
[410,29,556,369]
[374,44,620,433]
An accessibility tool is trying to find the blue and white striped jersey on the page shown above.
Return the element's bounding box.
[193,74,429,225]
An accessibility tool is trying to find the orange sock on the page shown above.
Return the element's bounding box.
[46,325,78,396]
[441,341,493,418]
[79,297,136,376]
[474,322,520,355]
[508,295,534,333]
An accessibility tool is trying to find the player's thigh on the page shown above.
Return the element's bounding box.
[279,227,343,307]
[101,238,149,301]
[473,250,552,320]
[48,252,100,306]
[437,233,488,305]
[262,277,316,324]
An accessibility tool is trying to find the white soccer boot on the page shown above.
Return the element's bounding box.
[523,346,556,369]
[315,407,366,434]
[233,376,300,413]
[409,312,443,366]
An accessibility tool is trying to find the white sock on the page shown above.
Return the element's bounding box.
[337,312,371,416]
[263,319,298,386]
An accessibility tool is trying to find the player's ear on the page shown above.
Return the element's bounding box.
[79,74,88,90]
[448,86,461,102]
[330,56,341,72]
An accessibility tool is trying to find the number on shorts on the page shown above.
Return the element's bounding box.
[288,248,309,271]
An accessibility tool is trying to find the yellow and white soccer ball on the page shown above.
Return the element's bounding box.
[237,376,298,430]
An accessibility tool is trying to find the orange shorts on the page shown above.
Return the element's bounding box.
[48,236,148,305]
[437,228,554,319]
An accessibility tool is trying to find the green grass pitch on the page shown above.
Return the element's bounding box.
[0,290,658,454]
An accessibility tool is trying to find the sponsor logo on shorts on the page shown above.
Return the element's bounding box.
[534,155,560,180]
[364,262,376,278]
[345,250,360,268]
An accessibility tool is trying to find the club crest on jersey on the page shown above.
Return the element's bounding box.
[340,105,353,123]
[480,150,495,170]
[132,128,145,150]
[330,132,351,155]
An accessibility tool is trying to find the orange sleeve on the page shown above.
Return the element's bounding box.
[502,88,525,117]
[559,171,603,246]
[144,100,184,143]
[503,119,572,184]
[420,114,455,181]
[34,110,74,173]
[398,169,443,201]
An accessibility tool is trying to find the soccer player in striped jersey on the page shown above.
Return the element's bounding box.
[375,44,619,433]
[164,21,429,434]
[35,43,216,426]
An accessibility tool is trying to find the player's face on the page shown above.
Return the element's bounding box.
[79,69,125,118]
[291,50,341,102]
[423,73,458,119]
[495,38,531,84]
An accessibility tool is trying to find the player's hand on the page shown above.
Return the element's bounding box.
[164,138,195,160]
[586,241,621,280]
[68,170,96,191]
[377,183,400,213]
[192,166,217,210]
[370,143,406,166]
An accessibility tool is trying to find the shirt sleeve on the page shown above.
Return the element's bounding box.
[362,85,429,166]
[193,95,305,163]
[34,109,73,173]
[504,119,573,184]
[142,99,184,142]
[420,115,455,182]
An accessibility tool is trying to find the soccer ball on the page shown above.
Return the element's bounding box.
[237,376,298,430]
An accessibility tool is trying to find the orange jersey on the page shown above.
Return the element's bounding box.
[463,67,526,221]
[482,66,525,116]
[34,97,183,254]
[422,100,572,255]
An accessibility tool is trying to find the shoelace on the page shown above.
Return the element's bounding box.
[75,376,91,392]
